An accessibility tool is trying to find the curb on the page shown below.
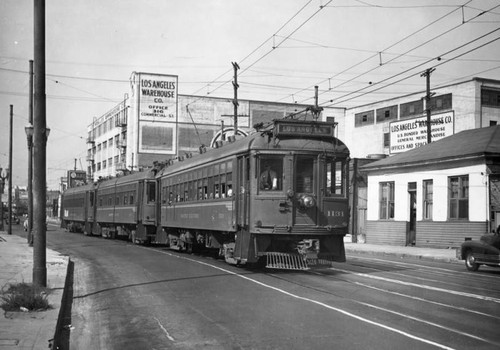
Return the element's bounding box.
[52,258,73,350]
[345,246,460,264]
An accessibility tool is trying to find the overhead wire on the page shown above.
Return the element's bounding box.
[286,0,476,104]
[185,0,328,107]
[323,33,500,108]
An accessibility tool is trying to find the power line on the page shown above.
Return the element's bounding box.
[186,0,328,107]
[323,33,500,108]
[295,1,499,106]
[286,1,475,104]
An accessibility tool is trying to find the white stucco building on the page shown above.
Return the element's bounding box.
[361,126,500,248]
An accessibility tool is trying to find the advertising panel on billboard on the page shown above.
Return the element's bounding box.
[139,121,176,153]
[389,111,454,154]
[67,170,87,188]
[138,73,178,120]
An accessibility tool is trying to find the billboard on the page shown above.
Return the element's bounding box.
[67,170,87,188]
[389,111,454,154]
[136,73,178,154]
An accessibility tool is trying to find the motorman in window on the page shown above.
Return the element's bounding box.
[260,162,278,190]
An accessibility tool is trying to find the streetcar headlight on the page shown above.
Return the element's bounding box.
[299,195,316,209]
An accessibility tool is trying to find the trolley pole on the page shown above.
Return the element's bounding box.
[33,0,48,287]
[232,62,239,137]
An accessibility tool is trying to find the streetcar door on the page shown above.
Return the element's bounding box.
[293,156,318,225]
[236,156,249,227]
[137,181,144,221]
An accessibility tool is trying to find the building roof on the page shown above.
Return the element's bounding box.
[362,125,500,171]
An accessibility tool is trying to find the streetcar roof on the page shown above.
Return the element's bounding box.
[157,128,349,177]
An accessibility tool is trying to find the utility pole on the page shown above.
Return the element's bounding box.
[8,105,13,235]
[232,62,239,137]
[421,68,435,144]
[28,60,34,245]
[33,0,48,287]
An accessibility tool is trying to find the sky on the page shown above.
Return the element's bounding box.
[1,0,499,190]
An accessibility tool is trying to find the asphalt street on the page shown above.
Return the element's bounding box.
[42,228,500,350]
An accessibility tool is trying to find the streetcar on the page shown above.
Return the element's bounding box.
[61,118,350,270]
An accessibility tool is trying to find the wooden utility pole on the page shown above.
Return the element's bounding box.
[33,0,47,287]
[232,62,239,137]
[8,105,13,235]
[28,60,34,245]
[421,68,435,144]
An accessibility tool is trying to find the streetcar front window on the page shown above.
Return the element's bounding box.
[259,157,283,191]
[326,158,346,196]
[296,157,314,193]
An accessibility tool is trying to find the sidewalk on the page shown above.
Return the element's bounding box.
[345,242,460,263]
[0,232,68,350]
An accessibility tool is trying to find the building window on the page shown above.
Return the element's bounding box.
[355,110,374,127]
[376,105,397,123]
[429,93,452,112]
[102,160,107,169]
[400,100,423,119]
[383,132,390,147]
[481,88,500,107]
[449,175,468,219]
[379,182,395,219]
[108,157,112,166]
[423,180,433,220]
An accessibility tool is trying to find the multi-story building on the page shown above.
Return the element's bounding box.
[344,77,500,158]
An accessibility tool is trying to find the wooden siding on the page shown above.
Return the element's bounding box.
[365,221,407,245]
[416,221,488,248]
[366,220,488,248]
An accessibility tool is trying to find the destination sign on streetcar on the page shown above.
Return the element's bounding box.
[274,120,334,138]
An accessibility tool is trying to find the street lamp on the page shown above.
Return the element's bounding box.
[0,167,9,232]
[25,125,34,245]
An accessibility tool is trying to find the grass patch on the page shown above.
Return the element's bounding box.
[1,282,52,312]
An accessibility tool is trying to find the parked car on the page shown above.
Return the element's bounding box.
[457,229,500,271]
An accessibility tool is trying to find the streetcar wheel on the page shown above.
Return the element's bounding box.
[465,251,479,271]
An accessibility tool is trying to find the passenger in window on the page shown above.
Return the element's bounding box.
[260,163,278,190]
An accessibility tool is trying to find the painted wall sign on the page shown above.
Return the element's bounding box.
[389,111,454,154]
